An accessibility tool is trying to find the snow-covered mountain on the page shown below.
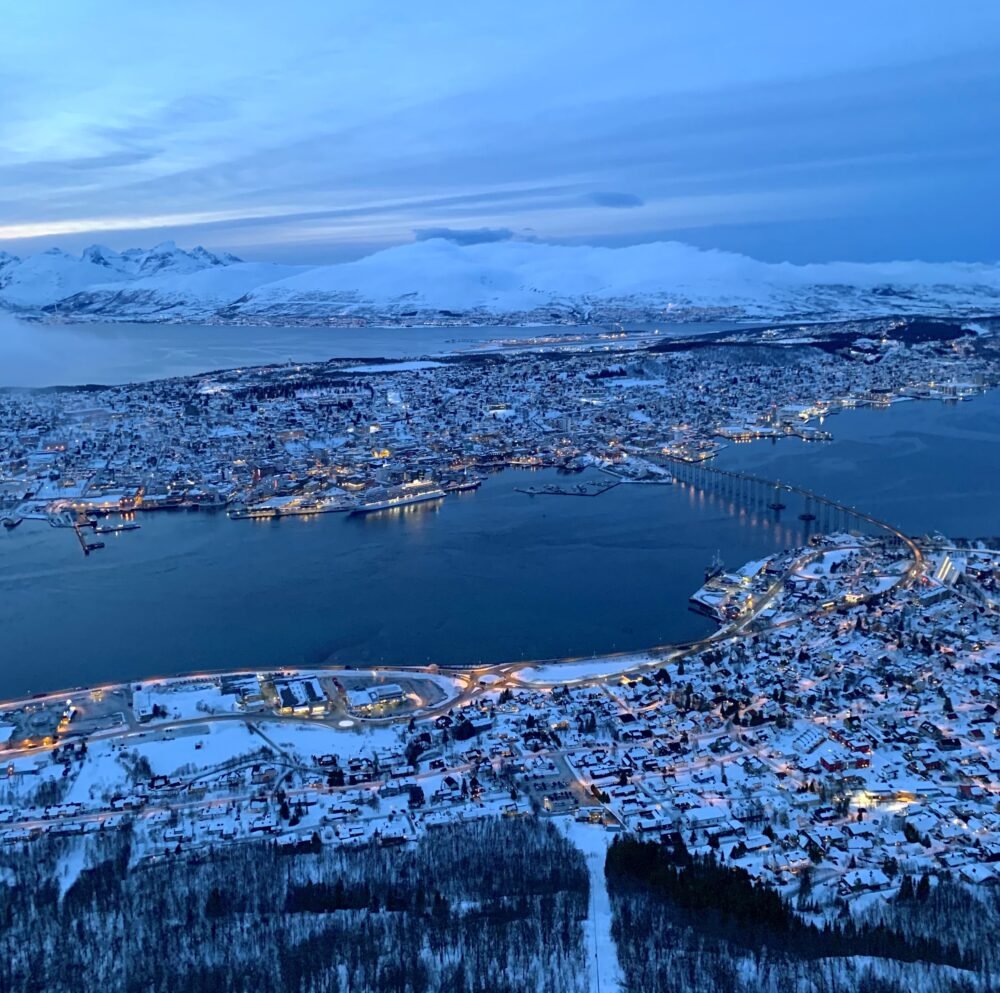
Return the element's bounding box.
[2,238,999,324]
[0,241,264,311]
[48,261,308,321]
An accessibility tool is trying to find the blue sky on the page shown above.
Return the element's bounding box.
[2,2,999,263]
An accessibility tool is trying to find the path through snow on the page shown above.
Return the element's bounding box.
[560,820,624,993]
[55,838,88,899]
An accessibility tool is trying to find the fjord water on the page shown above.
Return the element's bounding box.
[5,320,742,387]
[1,385,997,697]
[0,470,787,696]
[714,388,1000,538]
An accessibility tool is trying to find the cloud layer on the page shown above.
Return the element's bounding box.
[414,227,516,245]
[1,3,999,263]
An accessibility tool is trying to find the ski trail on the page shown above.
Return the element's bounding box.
[562,820,623,993]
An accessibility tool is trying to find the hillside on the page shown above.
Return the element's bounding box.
[2,238,999,324]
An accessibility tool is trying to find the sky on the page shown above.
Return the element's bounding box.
[2,2,1000,265]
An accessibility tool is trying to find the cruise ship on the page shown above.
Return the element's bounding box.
[349,480,446,515]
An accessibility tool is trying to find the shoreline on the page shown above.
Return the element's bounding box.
[1,471,921,714]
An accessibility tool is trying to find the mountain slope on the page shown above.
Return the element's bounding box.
[2,238,999,324]
[0,248,129,309]
[0,241,250,312]
[48,262,307,320]
[225,240,1000,322]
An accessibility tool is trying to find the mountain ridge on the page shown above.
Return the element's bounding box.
[2,238,999,325]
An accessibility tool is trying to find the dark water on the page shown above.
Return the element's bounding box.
[2,392,997,697]
[3,319,743,387]
[715,389,1000,538]
[0,469,797,696]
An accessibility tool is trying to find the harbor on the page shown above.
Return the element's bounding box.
[0,465,783,696]
[1,380,997,698]
[1,325,997,693]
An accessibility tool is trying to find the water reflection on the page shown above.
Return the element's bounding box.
[0,468,791,695]
[2,393,996,695]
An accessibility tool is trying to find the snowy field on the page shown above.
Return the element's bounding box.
[515,653,672,684]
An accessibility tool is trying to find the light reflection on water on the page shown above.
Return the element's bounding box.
[0,391,996,695]
[0,467,789,695]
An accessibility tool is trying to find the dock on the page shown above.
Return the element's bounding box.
[74,526,105,556]
[515,481,619,498]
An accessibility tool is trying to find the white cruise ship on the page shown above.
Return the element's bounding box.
[349,480,446,515]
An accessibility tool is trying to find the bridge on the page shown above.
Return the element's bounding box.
[0,461,927,728]
[666,458,923,569]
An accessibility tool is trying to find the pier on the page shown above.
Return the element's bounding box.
[73,526,105,556]
[515,480,620,498]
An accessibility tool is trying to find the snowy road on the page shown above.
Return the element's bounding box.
[561,820,624,993]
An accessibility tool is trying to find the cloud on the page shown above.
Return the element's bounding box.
[2,8,999,264]
[413,226,515,245]
[0,206,291,242]
[587,191,644,208]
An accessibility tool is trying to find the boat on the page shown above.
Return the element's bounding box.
[443,477,483,494]
[93,522,141,534]
[350,481,446,515]
[705,551,725,582]
[239,507,280,519]
[2,517,22,530]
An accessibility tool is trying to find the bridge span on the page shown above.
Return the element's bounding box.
[666,458,923,573]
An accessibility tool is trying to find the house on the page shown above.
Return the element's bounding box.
[839,867,890,894]
[346,683,406,713]
[274,678,327,715]
[543,790,577,814]
[959,864,998,885]
[682,805,729,831]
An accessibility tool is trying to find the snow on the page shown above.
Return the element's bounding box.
[55,838,88,898]
[4,238,1000,322]
[67,261,305,316]
[133,723,263,774]
[255,719,402,762]
[65,721,267,803]
[515,653,667,684]
[135,681,243,721]
[559,819,624,993]
[228,239,1000,321]
[0,251,127,308]
[0,241,297,315]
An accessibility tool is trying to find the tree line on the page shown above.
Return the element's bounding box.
[0,819,590,993]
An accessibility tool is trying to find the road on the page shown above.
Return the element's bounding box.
[0,463,929,862]
[0,529,923,766]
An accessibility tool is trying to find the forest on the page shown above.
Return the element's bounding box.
[0,819,590,993]
[4,821,1000,993]
[605,836,998,993]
